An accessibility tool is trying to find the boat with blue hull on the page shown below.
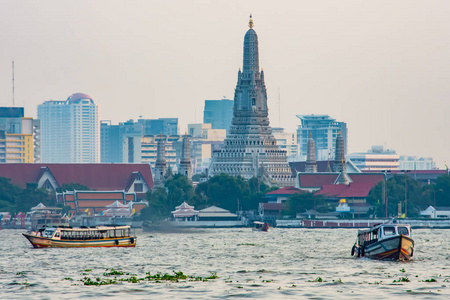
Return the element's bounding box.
[23,225,136,248]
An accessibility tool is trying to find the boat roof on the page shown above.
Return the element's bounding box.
[253,221,265,225]
[358,223,411,234]
[52,225,131,231]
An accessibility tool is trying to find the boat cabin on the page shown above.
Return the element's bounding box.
[37,226,134,240]
[357,224,411,247]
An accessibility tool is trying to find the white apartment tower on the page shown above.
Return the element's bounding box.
[38,93,99,163]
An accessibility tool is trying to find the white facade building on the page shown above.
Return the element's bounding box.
[272,128,299,161]
[38,93,99,163]
[399,156,436,170]
[348,145,399,171]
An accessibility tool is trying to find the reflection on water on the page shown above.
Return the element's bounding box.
[1,228,449,299]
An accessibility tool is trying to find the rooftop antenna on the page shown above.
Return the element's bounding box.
[12,60,15,106]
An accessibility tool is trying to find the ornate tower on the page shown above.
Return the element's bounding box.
[333,132,345,173]
[178,134,192,181]
[153,134,167,187]
[305,134,317,173]
[209,16,294,187]
[333,132,351,184]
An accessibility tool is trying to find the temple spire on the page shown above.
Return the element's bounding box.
[154,134,167,187]
[305,133,317,173]
[248,14,254,29]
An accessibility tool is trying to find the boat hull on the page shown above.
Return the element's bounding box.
[22,233,136,248]
[362,235,414,261]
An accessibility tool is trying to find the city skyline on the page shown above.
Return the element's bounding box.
[0,1,449,167]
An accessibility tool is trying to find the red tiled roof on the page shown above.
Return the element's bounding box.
[316,182,376,198]
[265,186,306,195]
[0,163,153,190]
[364,170,448,174]
[298,174,337,188]
[298,173,384,189]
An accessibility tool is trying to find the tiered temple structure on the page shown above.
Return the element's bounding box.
[305,134,317,173]
[333,132,351,185]
[178,134,192,181]
[209,16,294,187]
[153,134,167,187]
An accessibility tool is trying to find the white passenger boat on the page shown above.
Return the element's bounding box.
[23,225,136,248]
[351,223,414,260]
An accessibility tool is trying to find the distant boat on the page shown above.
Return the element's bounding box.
[22,225,136,248]
[351,223,414,260]
[253,221,269,232]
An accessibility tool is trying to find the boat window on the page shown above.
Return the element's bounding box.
[397,227,409,236]
[383,227,396,236]
[55,232,60,237]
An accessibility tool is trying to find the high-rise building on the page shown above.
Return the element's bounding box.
[123,135,181,171]
[0,107,39,163]
[138,118,178,136]
[38,93,99,163]
[100,120,141,163]
[209,16,294,187]
[203,99,234,132]
[296,114,347,161]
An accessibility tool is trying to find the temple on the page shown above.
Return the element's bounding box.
[209,16,294,187]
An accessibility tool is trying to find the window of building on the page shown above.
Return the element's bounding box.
[134,183,143,192]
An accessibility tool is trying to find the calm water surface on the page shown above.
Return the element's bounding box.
[0,228,449,299]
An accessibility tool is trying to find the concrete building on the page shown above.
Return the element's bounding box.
[138,118,178,136]
[209,16,294,187]
[399,156,436,170]
[296,114,347,161]
[38,93,99,163]
[100,118,178,163]
[123,135,181,172]
[100,120,141,163]
[203,99,234,132]
[348,146,400,171]
[0,107,39,163]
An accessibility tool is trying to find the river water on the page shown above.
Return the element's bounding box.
[0,228,449,299]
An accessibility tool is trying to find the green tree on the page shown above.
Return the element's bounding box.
[434,174,450,207]
[283,192,325,216]
[0,177,20,211]
[165,174,195,209]
[14,187,55,213]
[367,175,424,217]
[141,187,170,221]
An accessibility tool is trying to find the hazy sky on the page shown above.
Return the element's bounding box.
[1,1,449,167]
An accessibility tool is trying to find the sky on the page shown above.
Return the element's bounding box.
[0,0,449,168]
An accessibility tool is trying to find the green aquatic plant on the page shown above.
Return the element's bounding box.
[308,277,324,282]
[393,277,410,283]
[400,268,406,273]
[103,268,125,276]
[16,272,23,275]
[81,276,117,286]
[421,278,437,282]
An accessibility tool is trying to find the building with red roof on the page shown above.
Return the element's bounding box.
[0,163,153,200]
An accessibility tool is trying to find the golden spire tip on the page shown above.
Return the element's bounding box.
[248,14,254,29]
